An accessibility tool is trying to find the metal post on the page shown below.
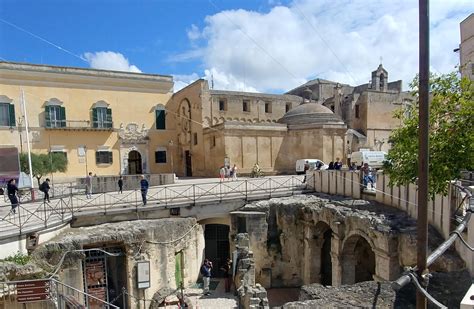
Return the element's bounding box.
[193,184,196,206]
[44,200,47,227]
[245,180,248,201]
[417,0,429,308]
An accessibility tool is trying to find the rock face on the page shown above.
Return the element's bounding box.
[281,281,396,308]
[230,194,465,290]
[2,218,205,309]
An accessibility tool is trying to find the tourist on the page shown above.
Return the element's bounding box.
[334,158,343,170]
[200,259,212,296]
[302,161,310,183]
[39,178,51,203]
[349,162,357,171]
[231,164,238,181]
[328,162,335,170]
[219,166,226,182]
[118,176,123,194]
[225,165,231,181]
[7,179,19,214]
[361,163,375,189]
[140,175,149,205]
[85,172,93,198]
[220,258,232,293]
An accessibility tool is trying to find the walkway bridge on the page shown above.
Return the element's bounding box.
[0,175,309,252]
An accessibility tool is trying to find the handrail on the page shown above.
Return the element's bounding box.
[0,176,308,240]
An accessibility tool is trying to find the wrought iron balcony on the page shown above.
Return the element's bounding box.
[45,120,114,131]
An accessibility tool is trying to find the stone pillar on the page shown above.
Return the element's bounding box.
[331,234,343,287]
[373,249,400,281]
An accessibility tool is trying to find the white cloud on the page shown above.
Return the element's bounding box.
[83,51,142,73]
[173,73,200,92]
[178,0,472,92]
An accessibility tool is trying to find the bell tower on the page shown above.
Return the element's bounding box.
[371,64,388,92]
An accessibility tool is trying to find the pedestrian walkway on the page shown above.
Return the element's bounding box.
[183,279,237,309]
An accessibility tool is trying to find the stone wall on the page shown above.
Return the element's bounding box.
[76,173,175,193]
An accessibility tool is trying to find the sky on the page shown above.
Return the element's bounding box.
[0,0,472,93]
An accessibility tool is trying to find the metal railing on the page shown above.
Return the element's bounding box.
[0,278,119,308]
[0,176,309,240]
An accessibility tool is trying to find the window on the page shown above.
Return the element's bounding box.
[212,136,216,147]
[285,103,292,113]
[45,105,66,128]
[219,99,227,111]
[0,103,15,127]
[243,100,250,112]
[155,151,167,163]
[95,151,113,164]
[264,102,272,113]
[193,133,198,145]
[237,216,247,233]
[355,105,360,119]
[155,106,166,130]
[92,107,112,128]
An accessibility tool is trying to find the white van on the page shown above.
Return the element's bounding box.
[295,159,328,174]
[350,151,387,169]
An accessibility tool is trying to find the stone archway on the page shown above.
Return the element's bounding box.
[303,221,333,285]
[204,224,230,278]
[341,234,376,285]
[128,150,142,175]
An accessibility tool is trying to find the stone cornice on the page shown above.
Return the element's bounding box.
[0,61,173,94]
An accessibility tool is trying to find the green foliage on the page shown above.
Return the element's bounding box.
[1,251,30,265]
[385,72,474,196]
[20,152,68,185]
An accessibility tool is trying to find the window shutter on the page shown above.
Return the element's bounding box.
[95,151,100,164]
[108,152,113,163]
[59,106,66,127]
[8,104,16,127]
[156,110,166,130]
[92,108,98,128]
[45,105,51,127]
[106,108,112,128]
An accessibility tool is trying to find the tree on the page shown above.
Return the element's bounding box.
[384,72,474,196]
[20,153,68,185]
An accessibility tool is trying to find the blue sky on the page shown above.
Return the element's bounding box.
[0,0,472,93]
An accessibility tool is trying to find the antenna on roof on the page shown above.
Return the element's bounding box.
[211,74,214,89]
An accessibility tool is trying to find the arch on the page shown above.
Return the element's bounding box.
[341,233,376,285]
[226,117,233,121]
[45,98,63,106]
[92,100,109,108]
[304,221,334,285]
[127,150,143,175]
[233,117,240,121]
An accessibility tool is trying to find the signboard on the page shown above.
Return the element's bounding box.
[16,280,50,303]
[0,147,20,187]
[137,261,150,289]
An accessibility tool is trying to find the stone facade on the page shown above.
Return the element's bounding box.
[459,14,474,80]
[287,65,413,157]
[0,61,174,181]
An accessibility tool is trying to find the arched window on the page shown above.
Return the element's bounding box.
[379,73,385,90]
[45,98,66,128]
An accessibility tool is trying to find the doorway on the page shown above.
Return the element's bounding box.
[128,150,142,175]
[83,247,126,308]
[320,229,332,286]
[204,224,229,277]
[185,151,192,176]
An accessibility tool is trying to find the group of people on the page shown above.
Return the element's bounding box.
[4,177,52,214]
[327,157,343,170]
[219,164,238,181]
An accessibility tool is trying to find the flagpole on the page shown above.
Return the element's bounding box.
[21,89,35,200]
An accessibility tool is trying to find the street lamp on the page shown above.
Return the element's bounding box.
[168,140,174,176]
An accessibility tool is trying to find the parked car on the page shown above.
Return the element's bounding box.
[295,159,328,174]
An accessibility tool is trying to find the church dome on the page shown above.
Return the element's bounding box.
[278,102,343,126]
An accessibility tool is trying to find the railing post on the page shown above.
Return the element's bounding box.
[269,178,272,198]
[135,190,138,212]
[18,204,22,235]
[193,184,196,206]
[104,192,107,215]
[165,187,168,207]
[44,201,48,228]
[245,180,248,201]
[220,182,222,202]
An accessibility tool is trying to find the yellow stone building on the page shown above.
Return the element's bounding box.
[0,61,174,181]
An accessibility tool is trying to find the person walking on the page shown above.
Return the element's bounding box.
[200,259,213,296]
[85,172,93,198]
[140,175,149,205]
[231,164,238,181]
[219,166,225,182]
[302,161,310,183]
[334,158,343,170]
[39,178,51,203]
[220,258,232,293]
[118,176,123,194]
[7,179,19,214]
[361,163,375,189]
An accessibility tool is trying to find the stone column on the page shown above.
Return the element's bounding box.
[331,234,343,287]
[373,249,400,281]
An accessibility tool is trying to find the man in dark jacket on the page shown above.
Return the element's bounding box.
[200,259,213,295]
[40,178,51,203]
[140,175,149,205]
[7,179,19,214]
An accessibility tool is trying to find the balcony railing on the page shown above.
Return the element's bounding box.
[45,120,113,130]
